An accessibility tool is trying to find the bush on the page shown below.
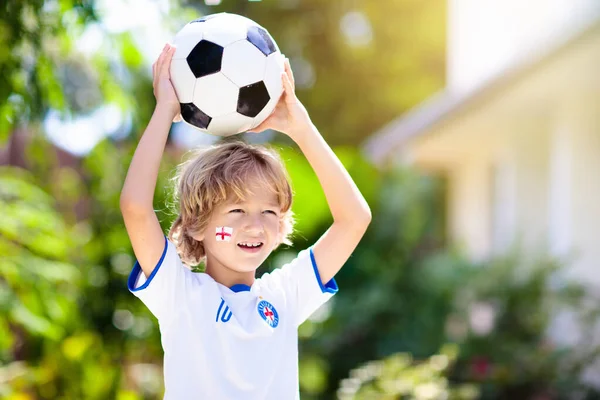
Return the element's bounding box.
[338,344,479,400]
[298,168,600,399]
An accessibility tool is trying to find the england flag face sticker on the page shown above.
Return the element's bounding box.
[257,300,279,328]
[216,226,233,242]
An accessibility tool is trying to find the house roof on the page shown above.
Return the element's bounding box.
[363,20,600,165]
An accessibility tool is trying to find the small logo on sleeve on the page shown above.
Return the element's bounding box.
[257,300,279,328]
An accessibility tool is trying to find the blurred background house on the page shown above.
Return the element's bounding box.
[366,0,600,284]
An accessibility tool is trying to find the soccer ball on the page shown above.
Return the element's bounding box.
[170,13,285,136]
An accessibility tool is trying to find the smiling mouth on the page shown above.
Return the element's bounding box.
[237,242,264,252]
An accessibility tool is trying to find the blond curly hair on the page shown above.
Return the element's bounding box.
[168,141,294,266]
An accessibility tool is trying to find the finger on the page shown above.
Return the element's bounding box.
[282,72,296,104]
[164,46,177,79]
[155,44,170,79]
[284,58,295,91]
[251,115,276,133]
[153,44,169,87]
[161,44,176,78]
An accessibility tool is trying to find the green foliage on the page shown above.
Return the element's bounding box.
[438,250,600,399]
[338,344,479,400]
[0,166,127,399]
[0,0,98,142]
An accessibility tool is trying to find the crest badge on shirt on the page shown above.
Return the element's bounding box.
[257,300,279,328]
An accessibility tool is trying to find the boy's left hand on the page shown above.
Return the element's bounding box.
[248,57,312,139]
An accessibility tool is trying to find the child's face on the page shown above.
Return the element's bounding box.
[200,183,282,273]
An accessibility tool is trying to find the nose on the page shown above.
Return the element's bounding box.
[241,214,264,235]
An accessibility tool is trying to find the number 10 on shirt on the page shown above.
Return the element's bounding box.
[216,298,232,323]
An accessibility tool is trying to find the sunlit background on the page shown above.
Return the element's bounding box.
[1,0,600,399]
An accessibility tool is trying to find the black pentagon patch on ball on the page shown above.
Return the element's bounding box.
[186,40,224,78]
[237,81,270,118]
[247,26,277,56]
[181,103,212,129]
[190,13,223,23]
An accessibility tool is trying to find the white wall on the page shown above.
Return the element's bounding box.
[447,0,600,94]
[553,95,600,285]
[452,97,600,281]
[448,156,493,260]
[407,20,600,275]
[449,121,551,260]
[510,122,551,253]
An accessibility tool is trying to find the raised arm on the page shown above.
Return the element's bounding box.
[292,123,371,283]
[250,58,371,283]
[120,44,179,278]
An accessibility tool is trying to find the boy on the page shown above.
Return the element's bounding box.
[120,43,371,399]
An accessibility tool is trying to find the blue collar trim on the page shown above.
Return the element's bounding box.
[229,284,251,293]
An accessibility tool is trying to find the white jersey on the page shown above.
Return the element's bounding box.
[128,237,338,399]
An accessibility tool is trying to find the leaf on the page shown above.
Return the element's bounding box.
[11,303,64,340]
[0,168,71,259]
[61,333,97,361]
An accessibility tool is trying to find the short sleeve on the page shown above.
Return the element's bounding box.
[260,247,338,326]
[127,237,192,323]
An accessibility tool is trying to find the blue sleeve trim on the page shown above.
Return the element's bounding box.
[309,248,339,294]
[127,236,169,292]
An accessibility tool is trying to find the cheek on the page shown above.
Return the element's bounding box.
[211,215,240,241]
[224,220,244,237]
[266,217,281,235]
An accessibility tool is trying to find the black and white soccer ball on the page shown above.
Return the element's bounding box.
[170,13,285,136]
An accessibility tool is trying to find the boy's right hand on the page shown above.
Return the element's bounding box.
[153,43,181,122]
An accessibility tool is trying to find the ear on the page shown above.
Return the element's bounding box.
[191,230,206,242]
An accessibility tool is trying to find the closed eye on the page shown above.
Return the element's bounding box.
[263,210,278,215]
[229,209,244,213]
